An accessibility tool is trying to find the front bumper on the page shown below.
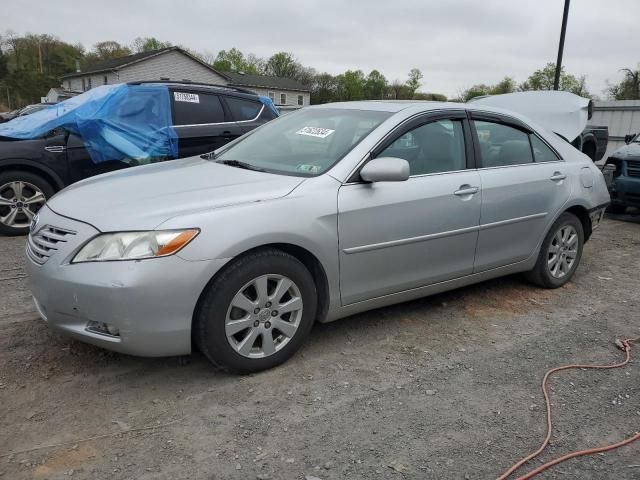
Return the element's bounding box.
[26,206,227,357]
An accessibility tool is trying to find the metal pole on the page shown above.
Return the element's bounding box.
[554,0,570,90]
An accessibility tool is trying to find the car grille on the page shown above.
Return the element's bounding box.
[27,225,76,265]
[627,160,640,178]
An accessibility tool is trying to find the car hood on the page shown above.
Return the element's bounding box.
[610,142,640,160]
[470,91,590,142]
[47,156,306,231]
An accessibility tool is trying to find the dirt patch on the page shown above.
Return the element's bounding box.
[461,279,569,319]
[33,445,98,478]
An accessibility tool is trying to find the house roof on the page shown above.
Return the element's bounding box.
[224,72,310,92]
[60,47,227,80]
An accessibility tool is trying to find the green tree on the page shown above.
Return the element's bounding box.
[461,84,491,101]
[520,63,590,96]
[491,76,516,95]
[83,41,131,67]
[336,70,365,101]
[310,72,337,104]
[607,66,640,100]
[213,47,261,74]
[266,52,299,78]
[0,32,84,108]
[131,37,172,53]
[406,68,423,95]
[413,92,447,101]
[461,76,516,102]
[364,70,387,99]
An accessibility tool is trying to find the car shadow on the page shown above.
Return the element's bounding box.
[605,208,640,225]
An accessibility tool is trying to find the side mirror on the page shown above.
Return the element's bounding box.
[624,134,636,144]
[360,157,410,183]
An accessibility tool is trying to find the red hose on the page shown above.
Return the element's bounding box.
[497,337,639,480]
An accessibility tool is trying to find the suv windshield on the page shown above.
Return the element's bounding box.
[216,108,390,176]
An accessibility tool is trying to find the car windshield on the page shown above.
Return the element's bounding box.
[634,134,640,143]
[215,108,391,176]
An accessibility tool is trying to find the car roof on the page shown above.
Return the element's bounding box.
[310,100,540,126]
[310,100,457,113]
[127,81,260,100]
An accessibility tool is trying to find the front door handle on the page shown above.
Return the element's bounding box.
[454,185,479,196]
[550,172,567,182]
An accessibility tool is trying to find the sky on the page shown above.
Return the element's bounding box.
[3,0,639,98]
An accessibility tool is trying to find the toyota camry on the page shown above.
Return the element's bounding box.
[26,93,610,372]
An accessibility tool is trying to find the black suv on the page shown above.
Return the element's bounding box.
[0,81,277,235]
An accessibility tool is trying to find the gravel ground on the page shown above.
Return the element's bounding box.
[1,213,639,480]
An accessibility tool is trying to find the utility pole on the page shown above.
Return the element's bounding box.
[554,0,570,90]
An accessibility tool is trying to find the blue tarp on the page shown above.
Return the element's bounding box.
[0,84,178,163]
[258,96,279,116]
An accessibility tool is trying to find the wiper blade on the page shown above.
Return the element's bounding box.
[216,159,265,172]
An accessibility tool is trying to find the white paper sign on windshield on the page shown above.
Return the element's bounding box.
[296,126,335,139]
[174,92,200,103]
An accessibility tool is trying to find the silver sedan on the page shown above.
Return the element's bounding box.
[26,98,610,372]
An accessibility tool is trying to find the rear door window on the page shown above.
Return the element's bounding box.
[473,120,533,167]
[172,91,225,125]
[225,97,262,121]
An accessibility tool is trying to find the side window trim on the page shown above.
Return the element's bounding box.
[468,110,563,166]
[468,114,534,168]
[347,110,472,183]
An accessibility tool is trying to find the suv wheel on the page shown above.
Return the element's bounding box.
[525,212,584,288]
[195,249,317,372]
[0,171,53,236]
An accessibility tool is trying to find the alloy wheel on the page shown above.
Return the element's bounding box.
[547,225,578,279]
[0,181,46,229]
[225,274,303,358]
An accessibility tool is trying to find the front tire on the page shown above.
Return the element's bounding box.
[0,170,53,236]
[195,249,317,372]
[525,212,584,288]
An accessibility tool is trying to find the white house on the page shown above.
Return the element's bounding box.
[58,47,311,108]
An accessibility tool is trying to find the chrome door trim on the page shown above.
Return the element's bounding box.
[173,104,265,128]
[342,211,547,254]
[477,211,547,230]
[44,145,66,153]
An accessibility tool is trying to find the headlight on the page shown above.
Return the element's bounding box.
[72,229,199,263]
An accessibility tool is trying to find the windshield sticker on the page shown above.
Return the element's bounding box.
[174,92,200,103]
[297,164,322,174]
[296,126,335,139]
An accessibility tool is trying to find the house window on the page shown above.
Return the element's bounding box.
[268,91,275,102]
[103,75,108,85]
[280,93,287,105]
[81,78,86,91]
[87,77,92,90]
[297,95,304,106]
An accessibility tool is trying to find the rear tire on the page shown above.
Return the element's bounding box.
[195,249,317,373]
[0,170,54,236]
[525,212,584,289]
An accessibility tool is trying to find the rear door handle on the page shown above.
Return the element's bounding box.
[550,172,567,182]
[454,185,479,196]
